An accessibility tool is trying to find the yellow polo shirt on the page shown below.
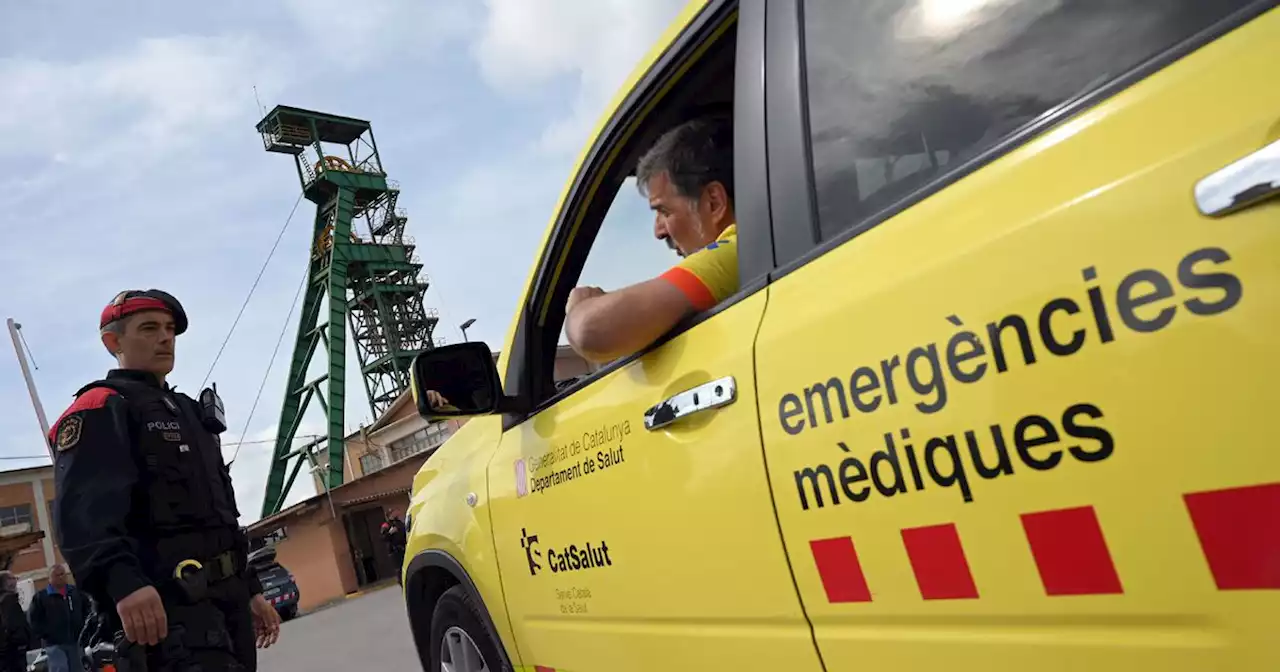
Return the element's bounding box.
[659,224,738,311]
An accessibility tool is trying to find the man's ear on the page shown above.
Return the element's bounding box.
[101,330,120,355]
[702,181,731,225]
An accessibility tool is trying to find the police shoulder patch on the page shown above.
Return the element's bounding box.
[55,416,84,452]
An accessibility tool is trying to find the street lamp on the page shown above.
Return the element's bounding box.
[460,318,476,342]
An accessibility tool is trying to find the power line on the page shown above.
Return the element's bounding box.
[16,326,38,371]
[200,193,305,391]
[228,263,310,465]
[224,434,321,449]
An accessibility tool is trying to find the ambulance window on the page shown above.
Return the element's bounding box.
[514,12,744,405]
[801,0,1258,243]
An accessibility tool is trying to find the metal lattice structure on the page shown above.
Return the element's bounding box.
[255,105,437,517]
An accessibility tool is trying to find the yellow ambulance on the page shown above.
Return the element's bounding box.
[401,1,1280,670]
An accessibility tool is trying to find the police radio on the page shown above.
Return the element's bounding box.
[199,383,227,434]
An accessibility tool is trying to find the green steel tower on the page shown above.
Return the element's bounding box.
[255,105,438,517]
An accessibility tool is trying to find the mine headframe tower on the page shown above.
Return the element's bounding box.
[255,105,438,517]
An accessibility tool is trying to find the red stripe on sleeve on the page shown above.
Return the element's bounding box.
[48,388,118,444]
[660,267,717,311]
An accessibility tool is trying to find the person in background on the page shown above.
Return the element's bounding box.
[0,571,32,672]
[381,512,408,585]
[28,565,90,672]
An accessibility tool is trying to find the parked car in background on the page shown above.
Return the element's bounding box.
[248,547,300,621]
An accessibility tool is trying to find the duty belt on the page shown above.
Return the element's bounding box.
[172,550,239,602]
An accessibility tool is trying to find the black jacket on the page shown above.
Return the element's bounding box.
[28,585,89,647]
[49,369,262,613]
[0,592,32,662]
[382,519,407,551]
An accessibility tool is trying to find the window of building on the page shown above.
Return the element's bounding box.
[801,0,1255,242]
[387,422,455,463]
[359,453,384,475]
[0,504,33,528]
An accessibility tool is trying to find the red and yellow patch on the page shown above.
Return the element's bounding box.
[55,416,83,452]
[47,387,118,449]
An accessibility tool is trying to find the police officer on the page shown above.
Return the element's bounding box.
[49,290,282,671]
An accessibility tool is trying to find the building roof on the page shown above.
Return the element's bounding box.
[0,530,45,568]
[0,464,52,477]
[247,448,429,533]
[365,390,414,434]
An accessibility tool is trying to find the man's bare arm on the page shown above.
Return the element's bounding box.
[565,278,695,363]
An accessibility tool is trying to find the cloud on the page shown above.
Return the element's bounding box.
[0,34,281,172]
[472,0,689,155]
[280,0,478,69]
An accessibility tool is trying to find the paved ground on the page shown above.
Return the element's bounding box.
[258,585,421,670]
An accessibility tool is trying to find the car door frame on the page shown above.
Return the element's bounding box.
[497,0,775,423]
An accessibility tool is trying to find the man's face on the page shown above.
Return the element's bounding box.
[104,311,177,376]
[50,566,67,587]
[647,171,714,258]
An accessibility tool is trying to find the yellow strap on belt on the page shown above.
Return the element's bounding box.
[173,559,203,580]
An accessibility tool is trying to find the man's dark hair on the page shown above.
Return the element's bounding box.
[636,116,734,204]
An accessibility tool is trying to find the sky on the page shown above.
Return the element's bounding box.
[0,0,688,524]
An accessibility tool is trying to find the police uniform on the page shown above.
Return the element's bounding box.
[50,290,263,671]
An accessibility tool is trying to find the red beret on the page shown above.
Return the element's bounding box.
[100,290,188,335]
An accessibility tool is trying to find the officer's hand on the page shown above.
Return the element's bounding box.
[116,586,167,646]
[249,594,281,649]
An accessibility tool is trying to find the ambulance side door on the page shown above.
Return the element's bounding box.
[756,1,1280,671]
[485,3,824,671]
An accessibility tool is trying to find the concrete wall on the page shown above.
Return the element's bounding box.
[265,508,354,613]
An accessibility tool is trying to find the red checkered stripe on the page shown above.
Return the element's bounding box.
[809,482,1278,602]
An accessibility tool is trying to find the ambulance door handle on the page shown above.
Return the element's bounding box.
[643,376,737,431]
[1195,137,1280,217]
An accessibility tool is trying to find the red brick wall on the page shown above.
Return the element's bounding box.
[0,482,45,574]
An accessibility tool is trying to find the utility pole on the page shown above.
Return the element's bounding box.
[7,318,53,460]
[8,318,59,570]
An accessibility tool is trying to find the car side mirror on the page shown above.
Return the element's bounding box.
[410,342,506,419]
